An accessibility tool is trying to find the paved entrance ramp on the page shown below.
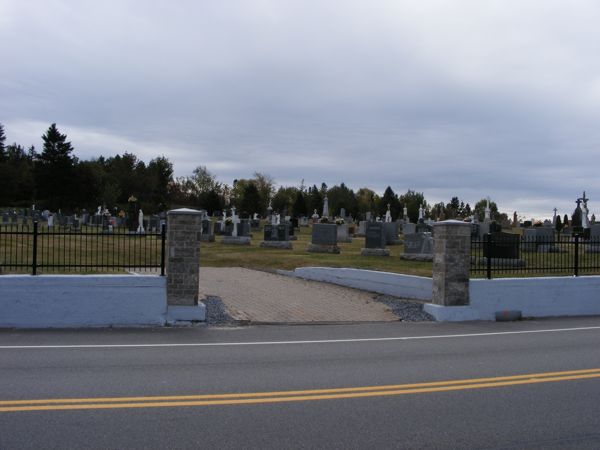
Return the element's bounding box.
[199,267,397,323]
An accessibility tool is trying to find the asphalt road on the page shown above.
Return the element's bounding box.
[1,317,600,449]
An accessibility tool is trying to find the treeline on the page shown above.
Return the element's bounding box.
[0,123,505,221]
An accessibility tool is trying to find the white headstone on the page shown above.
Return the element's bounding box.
[322,196,329,219]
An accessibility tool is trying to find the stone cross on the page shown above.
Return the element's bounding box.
[553,208,558,224]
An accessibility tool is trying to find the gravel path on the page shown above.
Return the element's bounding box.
[199,267,433,324]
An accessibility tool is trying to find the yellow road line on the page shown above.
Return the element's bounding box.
[2,368,599,412]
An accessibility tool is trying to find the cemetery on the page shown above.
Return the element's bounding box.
[3,189,600,326]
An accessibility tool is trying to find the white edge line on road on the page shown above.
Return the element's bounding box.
[1,326,600,349]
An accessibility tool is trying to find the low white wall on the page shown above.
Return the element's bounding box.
[0,275,167,328]
[425,276,600,321]
[288,267,432,300]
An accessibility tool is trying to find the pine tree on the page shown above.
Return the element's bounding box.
[35,124,77,210]
[0,123,6,160]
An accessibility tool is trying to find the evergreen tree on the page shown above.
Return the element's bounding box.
[563,214,570,227]
[380,186,401,220]
[292,190,307,216]
[35,124,77,210]
[555,215,563,232]
[0,123,6,160]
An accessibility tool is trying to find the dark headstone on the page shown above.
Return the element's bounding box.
[365,222,386,249]
[403,233,433,255]
[383,222,400,245]
[311,223,337,245]
[484,232,520,259]
[239,219,251,237]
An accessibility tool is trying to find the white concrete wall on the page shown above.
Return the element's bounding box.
[288,267,432,300]
[0,275,167,328]
[425,276,600,321]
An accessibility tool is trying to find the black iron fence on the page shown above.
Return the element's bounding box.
[471,232,600,278]
[0,222,166,275]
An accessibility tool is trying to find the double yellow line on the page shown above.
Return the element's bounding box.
[2,368,600,413]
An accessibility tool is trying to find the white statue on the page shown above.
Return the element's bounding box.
[275,213,281,225]
[253,213,259,220]
[418,204,424,221]
[385,203,392,223]
[403,206,408,220]
[312,209,319,219]
[137,209,145,233]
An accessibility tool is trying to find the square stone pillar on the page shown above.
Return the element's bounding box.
[166,208,205,322]
[432,220,471,306]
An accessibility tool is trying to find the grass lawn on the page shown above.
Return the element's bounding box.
[201,225,433,277]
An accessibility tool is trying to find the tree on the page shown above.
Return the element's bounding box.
[474,198,499,222]
[292,190,307,216]
[445,197,460,219]
[252,172,275,214]
[146,156,173,210]
[272,186,298,213]
[0,123,6,160]
[239,182,261,217]
[356,187,378,217]
[399,190,426,223]
[379,186,401,220]
[35,124,77,210]
[306,185,323,216]
[327,183,358,217]
[555,215,563,232]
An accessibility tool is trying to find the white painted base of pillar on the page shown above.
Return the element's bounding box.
[166,303,206,324]
[423,303,482,322]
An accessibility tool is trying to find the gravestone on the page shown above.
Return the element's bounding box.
[260,224,292,249]
[307,223,340,253]
[361,222,389,256]
[484,232,520,259]
[402,222,416,235]
[384,222,401,245]
[355,221,367,237]
[400,233,433,261]
[523,228,558,252]
[287,221,297,240]
[200,219,215,242]
[337,223,352,243]
[586,224,600,253]
[2,213,8,225]
[238,219,251,237]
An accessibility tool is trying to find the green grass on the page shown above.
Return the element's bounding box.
[200,225,433,277]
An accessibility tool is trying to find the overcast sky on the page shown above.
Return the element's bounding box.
[2,0,600,219]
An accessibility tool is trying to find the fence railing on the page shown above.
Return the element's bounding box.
[0,222,166,275]
[471,232,600,278]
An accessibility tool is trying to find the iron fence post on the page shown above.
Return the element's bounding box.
[32,221,38,275]
[574,233,579,277]
[160,223,166,276]
[485,233,492,279]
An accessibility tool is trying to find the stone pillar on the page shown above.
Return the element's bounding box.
[166,208,205,322]
[432,220,471,306]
